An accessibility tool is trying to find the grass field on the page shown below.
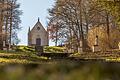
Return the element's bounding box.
[0,46,66,64]
[0,46,119,64]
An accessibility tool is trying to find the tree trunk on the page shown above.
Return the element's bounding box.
[55,25,58,46]
[106,13,110,48]
[9,2,13,48]
[79,0,84,52]
[0,10,4,49]
[5,16,8,45]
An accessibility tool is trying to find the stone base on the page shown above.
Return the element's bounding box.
[8,48,12,51]
[3,47,7,50]
[92,45,100,52]
[68,49,74,53]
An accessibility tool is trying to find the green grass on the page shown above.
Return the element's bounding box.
[0,45,119,64]
[0,58,31,64]
[44,46,65,53]
[0,46,51,64]
[70,49,120,62]
[0,52,51,64]
[15,46,65,53]
[15,46,35,52]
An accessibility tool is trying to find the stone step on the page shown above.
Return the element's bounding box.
[37,53,73,59]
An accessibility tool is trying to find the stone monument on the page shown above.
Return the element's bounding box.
[3,41,7,50]
[8,43,12,50]
[78,40,83,53]
[118,42,120,50]
[92,35,100,52]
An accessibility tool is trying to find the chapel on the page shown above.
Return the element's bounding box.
[28,18,49,46]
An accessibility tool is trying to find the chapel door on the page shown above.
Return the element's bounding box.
[36,38,41,46]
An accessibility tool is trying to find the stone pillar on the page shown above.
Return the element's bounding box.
[78,40,83,53]
[118,42,120,50]
[8,43,12,50]
[92,35,100,52]
[3,41,5,47]
[3,41,7,50]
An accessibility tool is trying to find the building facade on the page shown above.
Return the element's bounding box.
[28,18,49,46]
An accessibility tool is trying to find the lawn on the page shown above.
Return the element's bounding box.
[0,46,120,64]
[70,49,120,62]
[0,46,66,64]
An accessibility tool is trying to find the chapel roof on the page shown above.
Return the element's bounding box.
[28,18,47,32]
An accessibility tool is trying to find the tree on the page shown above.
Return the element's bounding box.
[98,0,120,28]
[48,0,120,52]
[0,0,22,49]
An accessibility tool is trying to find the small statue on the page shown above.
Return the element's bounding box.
[95,35,98,46]
[92,35,99,52]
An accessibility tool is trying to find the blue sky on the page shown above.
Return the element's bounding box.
[17,0,55,45]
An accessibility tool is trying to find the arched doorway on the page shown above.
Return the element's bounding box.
[36,38,41,46]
